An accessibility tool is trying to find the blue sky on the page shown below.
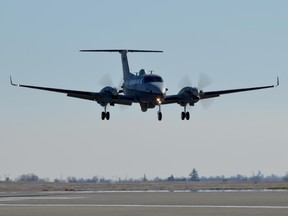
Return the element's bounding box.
[1,0,287,180]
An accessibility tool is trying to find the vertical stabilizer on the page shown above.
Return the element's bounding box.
[120,50,133,81]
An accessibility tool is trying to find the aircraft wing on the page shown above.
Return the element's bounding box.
[200,85,276,99]
[199,77,279,99]
[162,95,183,104]
[10,76,133,105]
[163,77,279,104]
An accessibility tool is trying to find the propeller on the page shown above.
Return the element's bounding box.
[178,73,214,109]
[198,73,213,91]
[198,73,214,109]
[200,96,214,110]
[178,74,192,88]
[98,74,123,92]
[99,74,113,87]
[98,73,127,110]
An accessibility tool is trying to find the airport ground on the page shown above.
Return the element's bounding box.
[0,181,288,216]
[1,190,288,216]
[1,181,288,192]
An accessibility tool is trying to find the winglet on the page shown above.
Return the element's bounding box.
[10,76,19,87]
[275,76,279,87]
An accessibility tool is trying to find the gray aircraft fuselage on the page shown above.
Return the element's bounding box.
[123,71,166,112]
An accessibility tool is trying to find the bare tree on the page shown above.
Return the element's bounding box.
[17,173,39,182]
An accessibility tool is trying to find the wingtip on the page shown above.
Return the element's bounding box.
[10,75,19,86]
[275,76,279,87]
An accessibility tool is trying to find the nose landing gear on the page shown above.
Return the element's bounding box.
[158,111,162,121]
[157,105,162,121]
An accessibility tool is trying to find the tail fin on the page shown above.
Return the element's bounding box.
[80,49,163,82]
[120,50,133,81]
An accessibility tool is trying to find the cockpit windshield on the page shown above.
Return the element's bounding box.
[143,76,163,83]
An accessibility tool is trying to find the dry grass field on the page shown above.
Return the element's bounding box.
[1,181,288,192]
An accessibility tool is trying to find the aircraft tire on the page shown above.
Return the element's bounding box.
[101,112,106,120]
[186,112,190,120]
[181,112,185,120]
[106,112,110,120]
[158,112,162,121]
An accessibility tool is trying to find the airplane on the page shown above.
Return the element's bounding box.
[10,49,279,121]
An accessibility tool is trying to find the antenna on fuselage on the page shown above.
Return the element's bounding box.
[80,49,163,81]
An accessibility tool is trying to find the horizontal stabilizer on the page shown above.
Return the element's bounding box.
[80,49,163,53]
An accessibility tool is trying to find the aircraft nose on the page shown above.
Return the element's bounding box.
[150,84,165,95]
[154,87,164,95]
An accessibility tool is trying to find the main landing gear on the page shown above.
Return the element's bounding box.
[101,106,110,120]
[181,106,190,120]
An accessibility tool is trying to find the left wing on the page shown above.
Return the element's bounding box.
[164,77,279,104]
[200,77,279,100]
[10,76,133,105]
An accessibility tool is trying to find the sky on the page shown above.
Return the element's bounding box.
[1,0,287,181]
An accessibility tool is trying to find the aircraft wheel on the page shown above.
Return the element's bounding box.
[158,112,162,121]
[101,112,106,120]
[181,112,185,120]
[106,112,110,120]
[186,112,190,120]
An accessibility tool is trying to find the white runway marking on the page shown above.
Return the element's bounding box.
[0,197,84,202]
[0,204,288,209]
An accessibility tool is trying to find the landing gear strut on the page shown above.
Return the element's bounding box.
[181,105,190,120]
[157,105,162,121]
[101,106,110,120]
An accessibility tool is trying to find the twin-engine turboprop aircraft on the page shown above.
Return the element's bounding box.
[10,49,279,121]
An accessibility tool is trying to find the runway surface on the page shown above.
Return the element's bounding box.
[0,191,288,216]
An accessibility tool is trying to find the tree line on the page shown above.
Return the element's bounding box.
[2,169,288,183]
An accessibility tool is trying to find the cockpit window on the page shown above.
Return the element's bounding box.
[143,76,163,83]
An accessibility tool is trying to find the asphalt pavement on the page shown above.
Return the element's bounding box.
[0,191,288,216]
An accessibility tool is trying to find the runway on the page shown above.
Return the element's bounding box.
[1,191,288,216]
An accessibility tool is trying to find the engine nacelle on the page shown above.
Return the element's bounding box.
[100,86,118,96]
[97,86,118,107]
[178,87,199,105]
[178,86,198,96]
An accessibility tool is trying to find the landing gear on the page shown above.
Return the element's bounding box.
[101,106,110,120]
[185,111,190,120]
[101,111,110,120]
[157,105,162,121]
[181,112,185,120]
[101,112,105,120]
[158,111,162,121]
[181,106,190,120]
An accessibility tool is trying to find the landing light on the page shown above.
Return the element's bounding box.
[156,97,162,105]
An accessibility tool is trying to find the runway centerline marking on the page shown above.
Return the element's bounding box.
[0,204,288,209]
